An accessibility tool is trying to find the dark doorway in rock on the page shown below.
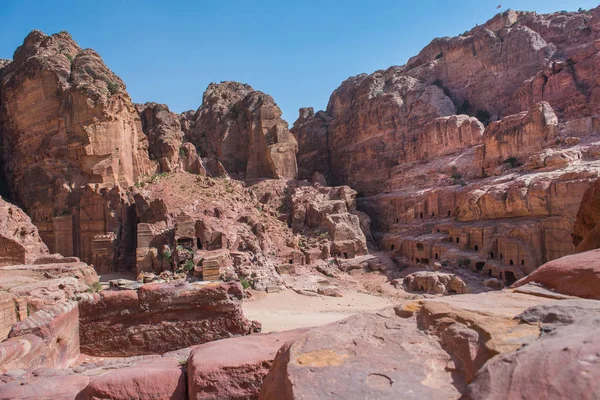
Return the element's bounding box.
[289,259,293,264]
[488,269,492,277]
[431,212,435,217]
[391,245,395,251]
[416,243,424,251]
[435,253,438,259]
[456,237,460,244]
[420,212,423,219]
[343,252,349,259]
[490,252,494,259]
[447,211,451,217]
[500,253,503,260]
[437,229,440,233]
[521,260,525,265]
[474,245,479,251]
[396,218,399,223]
[476,262,485,271]
[196,238,203,249]
[504,271,517,285]
[509,260,514,265]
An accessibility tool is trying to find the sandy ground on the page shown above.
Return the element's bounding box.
[243,289,394,332]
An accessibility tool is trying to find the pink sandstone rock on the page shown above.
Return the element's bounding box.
[188,329,308,400]
[512,248,600,299]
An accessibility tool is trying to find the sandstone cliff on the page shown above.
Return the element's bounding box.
[183,81,298,180]
[292,7,600,282]
[0,31,157,269]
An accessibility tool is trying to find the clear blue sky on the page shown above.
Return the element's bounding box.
[0,0,595,123]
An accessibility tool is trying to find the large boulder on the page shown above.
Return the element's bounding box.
[188,329,308,400]
[0,197,49,266]
[512,249,600,299]
[465,301,600,400]
[259,308,463,399]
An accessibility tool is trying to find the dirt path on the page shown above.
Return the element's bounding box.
[243,289,394,332]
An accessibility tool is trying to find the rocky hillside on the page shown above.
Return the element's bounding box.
[292,7,600,283]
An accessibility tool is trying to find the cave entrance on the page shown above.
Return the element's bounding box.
[196,238,203,249]
[504,271,517,285]
[476,262,485,271]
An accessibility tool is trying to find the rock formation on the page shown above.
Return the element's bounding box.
[0,30,155,270]
[78,282,259,356]
[183,82,298,180]
[573,176,600,252]
[292,8,600,284]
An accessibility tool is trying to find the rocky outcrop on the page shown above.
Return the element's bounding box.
[0,301,79,373]
[260,307,462,400]
[0,196,49,266]
[573,176,600,252]
[465,299,600,400]
[289,107,331,181]
[259,290,553,399]
[403,271,468,295]
[0,30,155,269]
[512,248,600,299]
[290,184,369,259]
[136,102,206,175]
[188,329,308,400]
[184,82,298,180]
[292,7,600,282]
[78,282,260,356]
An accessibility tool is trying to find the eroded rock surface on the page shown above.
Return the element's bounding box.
[293,7,600,285]
[78,282,259,356]
[513,248,600,299]
[183,82,298,180]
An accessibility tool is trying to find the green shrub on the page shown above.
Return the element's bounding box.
[183,259,194,272]
[65,54,74,65]
[179,147,187,157]
[106,81,120,95]
[163,249,172,261]
[240,277,251,290]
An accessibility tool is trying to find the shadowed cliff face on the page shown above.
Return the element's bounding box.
[291,7,600,281]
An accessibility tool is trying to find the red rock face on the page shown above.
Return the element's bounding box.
[512,248,600,299]
[184,82,298,180]
[573,177,600,252]
[187,329,308,400]
[292,7,600,281]
[0,196,48,266]
[0,31,155,268]
[78,282,260,357]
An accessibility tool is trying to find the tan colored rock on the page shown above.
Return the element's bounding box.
[403,271,468,295]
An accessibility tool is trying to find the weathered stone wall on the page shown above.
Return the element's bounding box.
[78,282,259,357]
[0,301,79,373]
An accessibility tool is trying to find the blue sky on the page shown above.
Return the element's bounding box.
[0,0,595,123]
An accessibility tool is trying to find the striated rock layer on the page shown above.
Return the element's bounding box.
[292,7,600,282]
[0,31,156,270]
[78,282,260,357]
